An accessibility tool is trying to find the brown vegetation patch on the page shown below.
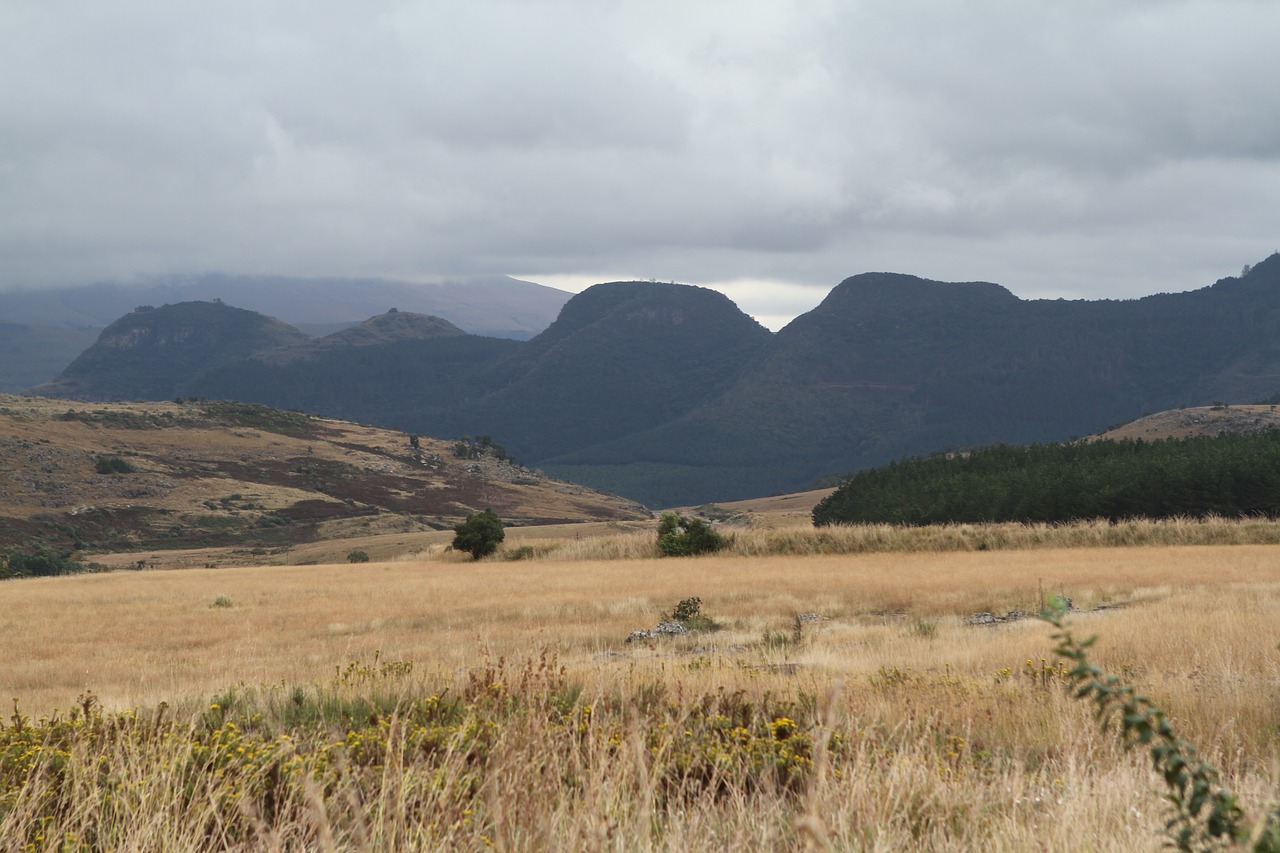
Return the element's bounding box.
[274,499,367,523]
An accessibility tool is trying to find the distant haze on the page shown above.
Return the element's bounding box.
[3,2,1279,327]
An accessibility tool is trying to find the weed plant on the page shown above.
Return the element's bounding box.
[1043,599,1280,851]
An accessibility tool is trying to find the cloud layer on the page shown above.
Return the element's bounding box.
[3,1,1279,324]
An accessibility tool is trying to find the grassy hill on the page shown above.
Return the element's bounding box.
[0,395,648,558]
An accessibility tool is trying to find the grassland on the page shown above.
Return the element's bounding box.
[3,536,1278,850]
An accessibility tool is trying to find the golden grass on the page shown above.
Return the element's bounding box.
[2,544,1278,850]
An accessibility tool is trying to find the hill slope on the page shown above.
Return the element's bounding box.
[1095,404,1280,441]
[0,395,649,556]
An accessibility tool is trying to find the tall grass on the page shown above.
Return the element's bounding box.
[2,545,1276,850]
[500,515,1280,562]
[3,640,1275,851]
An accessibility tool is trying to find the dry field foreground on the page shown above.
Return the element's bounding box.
[2,545,1279,850]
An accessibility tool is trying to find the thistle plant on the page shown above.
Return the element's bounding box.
[1041,596,1279,852]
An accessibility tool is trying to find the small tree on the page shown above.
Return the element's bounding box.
[452,509,505,560]
[657,512,726,557]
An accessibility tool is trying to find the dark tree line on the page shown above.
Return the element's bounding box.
[813,431,1280,526]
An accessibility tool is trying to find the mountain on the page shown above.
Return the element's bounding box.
[0,274,570,390]
[541,255,1280,504]
[30,301,311,402]
[32,255,1280,507]
[185,281,771,467]
[440,282,773,462]
[0,395,649,555]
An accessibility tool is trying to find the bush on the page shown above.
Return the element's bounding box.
[452,509,505,560]
[657,512,726,557]
[504,545,536,561]
[663,596,719,632]
[346,550,370,564]
[94,456,135,475]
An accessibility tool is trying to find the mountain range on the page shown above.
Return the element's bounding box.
[28,253,1280,507]
[0,274,570,393]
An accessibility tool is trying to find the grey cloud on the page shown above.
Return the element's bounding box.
[1,0,1278,321]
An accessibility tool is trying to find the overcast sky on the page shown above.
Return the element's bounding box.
[3,1,1279,328]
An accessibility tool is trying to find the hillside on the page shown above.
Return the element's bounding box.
[0,395,649,557]
[1095,404,1280,441]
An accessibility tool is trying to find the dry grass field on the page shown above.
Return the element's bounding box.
[2,538,1278,850]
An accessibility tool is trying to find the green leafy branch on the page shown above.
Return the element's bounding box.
[1041,596,1279,852]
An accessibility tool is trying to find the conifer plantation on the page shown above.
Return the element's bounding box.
[814,432,1280,526]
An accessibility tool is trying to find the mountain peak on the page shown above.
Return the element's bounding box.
[537,280,771,345]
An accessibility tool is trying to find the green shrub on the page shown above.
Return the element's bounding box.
[346,550,370,564]
[94,456,135,475]
[504,545,536,561]
[657,513,726,557]
[211,595,234,609]
[452,509,505,560]
[663,596,720,632]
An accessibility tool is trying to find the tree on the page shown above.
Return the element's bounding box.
[3,548,81,578]
[657,512,726,557]
[452,509,505,560]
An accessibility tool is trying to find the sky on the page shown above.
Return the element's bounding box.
[3,1,1279,330]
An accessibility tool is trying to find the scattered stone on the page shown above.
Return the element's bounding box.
[624,620,689,643]
[965,610,1032,626]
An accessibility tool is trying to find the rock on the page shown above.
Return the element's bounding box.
[625,620,689,643]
